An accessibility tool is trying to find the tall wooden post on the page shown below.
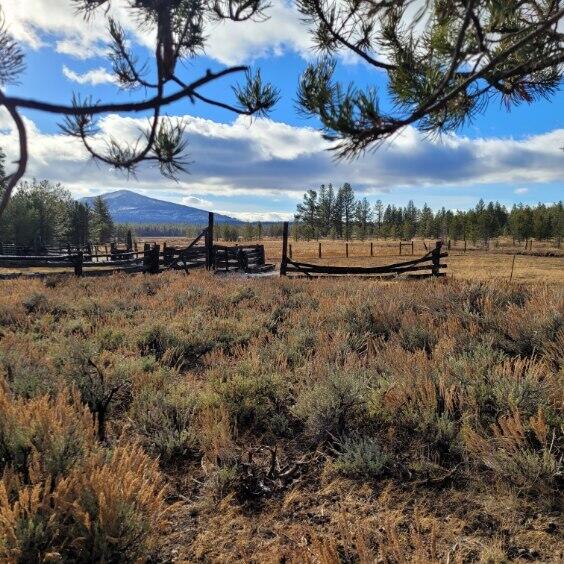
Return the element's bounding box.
[206,212,214,270]
[152,244,160,274]
[399,241,402,256]
[346,243,349,258]
[411,241,414,255]
[74,251,83,277]
[280,222,289,276]
[370,242,373,257]
[432,241,442,277]
[126,230,133,251]
[143,243,151,273]
[289,244,293,259]
[318,242,322,259]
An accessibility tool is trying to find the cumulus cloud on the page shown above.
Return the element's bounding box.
[63,65,117,85]
[0,109,562,210]
[514,187,529,194]
[216,210,295,222]
[1,0,309,65]
[181,196,213,208]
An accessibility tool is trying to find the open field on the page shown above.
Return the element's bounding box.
[2,237,562,283]
[141,236,564,284]
[0,271,562,562]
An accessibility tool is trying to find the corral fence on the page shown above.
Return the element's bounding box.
[0,213,273,277]
[279,222,448,279]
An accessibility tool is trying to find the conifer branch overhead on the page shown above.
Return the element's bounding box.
[0,1,278,217]
[297,0,564,158]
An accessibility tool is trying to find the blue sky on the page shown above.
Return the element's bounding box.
[1,1,562,221]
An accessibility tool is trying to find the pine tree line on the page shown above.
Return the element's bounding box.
[295,184,563,242]
[0,180,115,248]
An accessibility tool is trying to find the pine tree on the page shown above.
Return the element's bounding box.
[374,200,383,238]
[317,184,334,237]
[91,196,114,243]
[355,198,373,240]
[339,183,356,240]
[419,204,435,238]
[295,190,319,240]
[68,202,90,247]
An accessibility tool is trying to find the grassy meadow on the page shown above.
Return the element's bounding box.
[0,270,562,562]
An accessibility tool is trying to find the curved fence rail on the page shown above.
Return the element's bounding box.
[279,222,447,278]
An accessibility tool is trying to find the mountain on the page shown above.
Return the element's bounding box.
[80,190,242,225]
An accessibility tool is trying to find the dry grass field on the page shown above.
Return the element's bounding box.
[138,236,564,284]
[0,270,562,562]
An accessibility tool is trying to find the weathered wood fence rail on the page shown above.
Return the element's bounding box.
[280,222,447,278]
[0,214,273,277]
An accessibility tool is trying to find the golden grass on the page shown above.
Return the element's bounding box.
[143,236,564,283]
[0,270,562,561]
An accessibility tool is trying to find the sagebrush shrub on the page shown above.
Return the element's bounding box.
[129,379,199,461]
[330,435,391,479]
[293,369,369,441]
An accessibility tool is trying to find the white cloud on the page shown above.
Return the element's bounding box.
[63,65,117,86]
[215,210,295,222]
[1,0,155,59]
[181,196,212,208]
[204,2,312,65]
[1,0,309,65]
[0,109,562,211]
[514,187,529,194]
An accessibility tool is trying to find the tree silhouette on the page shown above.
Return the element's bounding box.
[297,0,563,158]
[0,1,279,217]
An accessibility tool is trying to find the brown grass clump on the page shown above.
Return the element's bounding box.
[0,380,169,562]
[0,271,562,561]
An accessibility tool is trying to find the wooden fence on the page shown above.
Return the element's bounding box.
[280,222,447,278]
[0,214,273,277]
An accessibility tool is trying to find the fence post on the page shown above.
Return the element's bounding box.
[206,212,214,270]
[411,241,414,255]
[346,242,349,258]
[126,230,133,251]
[370,242,373,257]
[399,241,402,256]
[0,241,3,255]
[289,243,293,259]
[464,239,467,252]
[432,241,442,277]
[143,243,151,273]
[259,245,265,265]
[152,244,160,274]
[318,242,322,259]
[74,251,83,277]
[280,222,289,276]
[143,244,160,274]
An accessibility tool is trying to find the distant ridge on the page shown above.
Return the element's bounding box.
[80,190,242,225]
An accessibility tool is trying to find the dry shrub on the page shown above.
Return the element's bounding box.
[464,409,561,495]
[293,367,369,441]
[128,378,200,461]
[0,381,94,481]
[1,444,168,562]
[0,380,169,562]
